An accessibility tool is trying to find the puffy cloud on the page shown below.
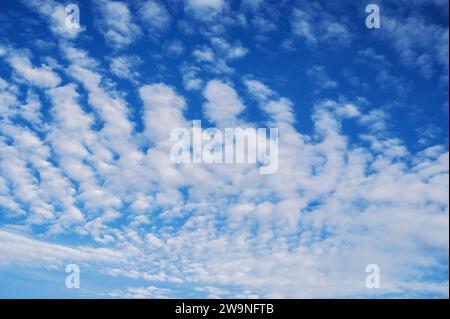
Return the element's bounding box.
[108,55,142,80]
[2,49,61,88]
[190,38,248,75]
[380,11,449,81]
[164,40,185,57]
[245,79,293,124]
[186,0,225,18]
[138,0,172,33]
[210,37,248,60]
[139,83,187,142]
[289,4,352,47]
[203,80,245,126]
[0,72,448,296]
[94,0,141,49]
[306,65,338,91]
[181,64,203,91]
[0,0,448,299]
[20,0,83,39]
[105,285,173,298]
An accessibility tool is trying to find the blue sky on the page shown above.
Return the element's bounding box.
[0,0,448,298]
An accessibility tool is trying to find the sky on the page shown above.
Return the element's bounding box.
[0,0,448,298]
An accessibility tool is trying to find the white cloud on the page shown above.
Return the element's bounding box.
[0,230,123,267]
[186,0,225,17]
[193,45,216,63]
[164,40,185,57]
[105,285,173,298]
[380,13,449,81]
[138,0,171,32]
[108,55,142,80]
[0,3,448,298]
[210,37,249,60]
[244,78,274,102]
[203,80,245,126]
[306,65,338,91]
[94,0,141,49]
[1,75,448,295]
[181,64,203,91]
[289,5,352,48]
[20,0,84,39]
[0,41,448,297]
[3,49,61,88]
[17,90,43,127]
[139,83,187,142]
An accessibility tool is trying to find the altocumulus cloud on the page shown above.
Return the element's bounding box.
[0,0,448,298]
